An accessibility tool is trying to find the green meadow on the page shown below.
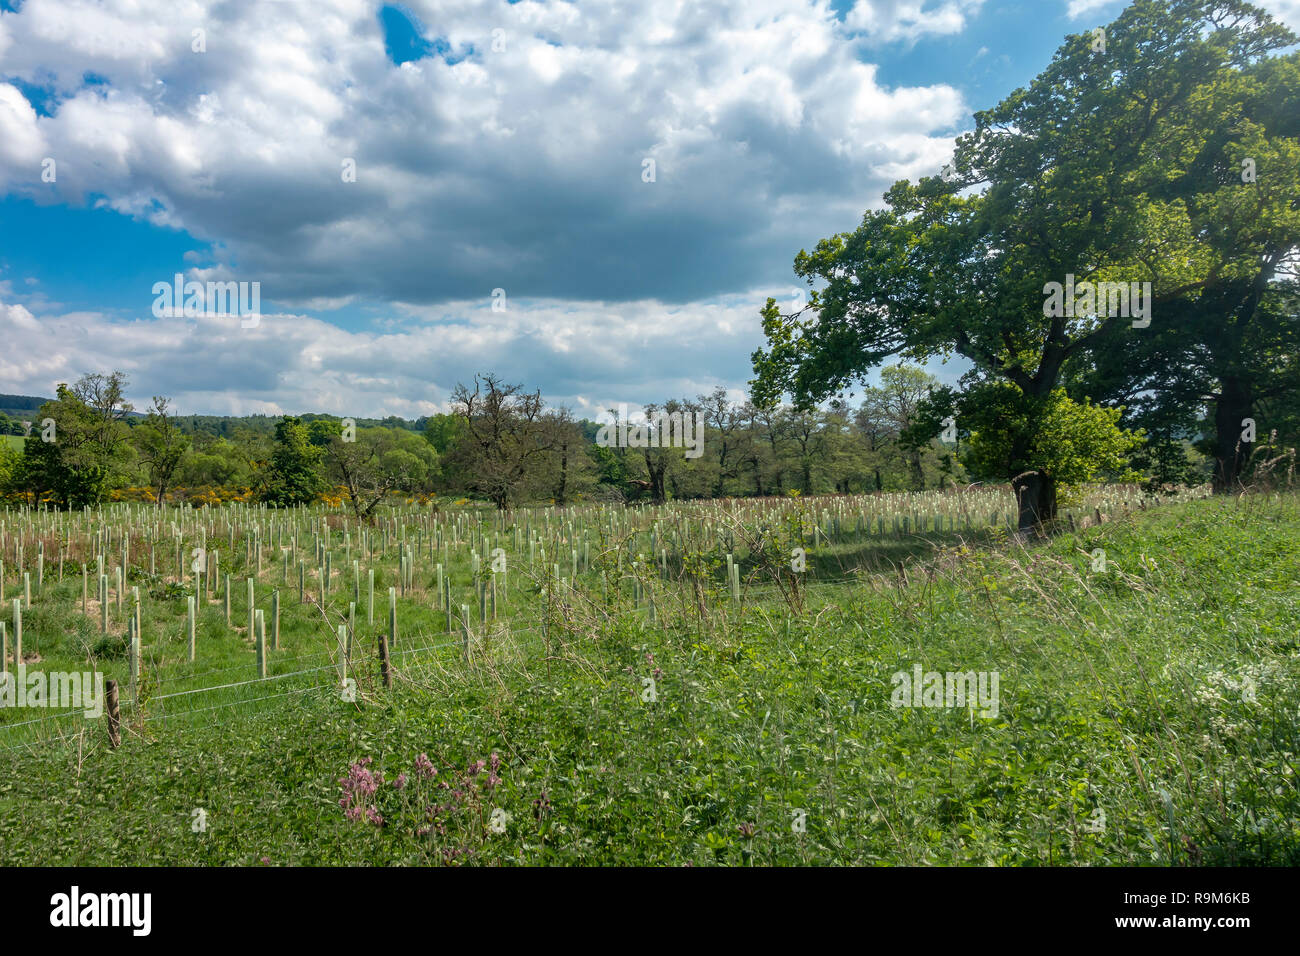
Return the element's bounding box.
[1,490,1296,865]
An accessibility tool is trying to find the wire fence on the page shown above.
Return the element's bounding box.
[0,615,553,753]
[0,544,837,750]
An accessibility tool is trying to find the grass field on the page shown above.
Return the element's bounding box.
[0,489,1296,865]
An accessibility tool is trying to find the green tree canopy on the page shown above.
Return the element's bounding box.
[262,416,325,506]
[752,0,1296,529]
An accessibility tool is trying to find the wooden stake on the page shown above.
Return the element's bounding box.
[105,679,121,749]
[378,631,392,689]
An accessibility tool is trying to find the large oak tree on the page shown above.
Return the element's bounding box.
[752,0,1297,528]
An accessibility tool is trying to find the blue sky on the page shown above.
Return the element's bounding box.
[0,0,1295,417]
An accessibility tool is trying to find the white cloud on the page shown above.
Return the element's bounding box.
[0,83,46,170]
[0,289,792,418]
[846,0,986,42]
[1257,0,1300,30]
[0,0,969,307]
[1064,0,1114,19]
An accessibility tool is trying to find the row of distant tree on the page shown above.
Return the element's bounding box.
[4,360,1279,516]
[0,366,1085,511]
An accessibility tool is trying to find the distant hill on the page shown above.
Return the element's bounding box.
[172,412,430,439]
[0,394,435,438]
[0,394,52,418]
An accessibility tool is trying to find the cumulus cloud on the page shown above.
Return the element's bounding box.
[846,0,985,43]
[0,287,799,418]
[0,0,968,310]
[0,82,45,168]
[1064,0,1115,19]
[1258,0,1300,30]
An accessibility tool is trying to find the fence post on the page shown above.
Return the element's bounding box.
[378,631,392,689]
[105,679,121,749]
[187,595,196,661]
[272,589,280,651]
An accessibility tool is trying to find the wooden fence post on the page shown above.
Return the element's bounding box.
[105,679,121,749]
[378,631,392,689]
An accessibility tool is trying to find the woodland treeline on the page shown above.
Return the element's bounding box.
[1,355,1284,518]
[0,367,992,513]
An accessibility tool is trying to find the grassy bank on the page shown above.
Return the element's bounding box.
[1,492,1296,865]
